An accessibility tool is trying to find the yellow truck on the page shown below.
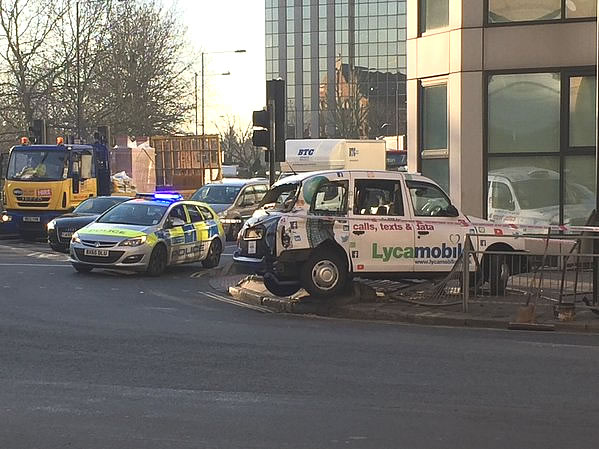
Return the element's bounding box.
[1,137,112,239]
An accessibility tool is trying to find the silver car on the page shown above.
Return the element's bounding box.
[69,193,225,276]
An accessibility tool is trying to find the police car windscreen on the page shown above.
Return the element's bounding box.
[97,203,168,226]
[192,185,241,204]
[7,149,67,181]
[74,197,127,214]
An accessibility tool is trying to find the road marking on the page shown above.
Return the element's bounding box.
[190,271,209,278]
[0,263,70,267]
[200,291,273,314]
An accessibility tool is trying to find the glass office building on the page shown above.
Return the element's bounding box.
[265,0,407,140]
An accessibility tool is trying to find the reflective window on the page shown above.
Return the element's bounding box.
[567,0,597,18]
[421,158,449,195]
[488,73,560,153]
[564,156,596,225]
[421,83,447,151]
[488,0,596,22]
[569,75,596,147]
[488,0,561,22]
[487,157,560,226]
[420,0,449,32]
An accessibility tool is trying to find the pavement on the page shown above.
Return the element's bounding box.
[3,237,599,448]
[224,272,599,333]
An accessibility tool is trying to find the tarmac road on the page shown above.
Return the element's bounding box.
[1,238,599,449]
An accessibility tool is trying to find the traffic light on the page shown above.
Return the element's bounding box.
[95,125,111,145]
[266,79,285,162]
[30,119,46,144]
[252,109,270,149]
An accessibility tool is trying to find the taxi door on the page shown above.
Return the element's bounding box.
[404,179,474,273]
[348,173,414,274]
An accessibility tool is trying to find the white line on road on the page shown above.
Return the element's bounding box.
[200,291,273,314]
[0,263,70,267]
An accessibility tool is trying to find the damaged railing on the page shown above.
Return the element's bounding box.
[454,232,599,319]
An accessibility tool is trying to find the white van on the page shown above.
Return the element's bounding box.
[234,170,565,298]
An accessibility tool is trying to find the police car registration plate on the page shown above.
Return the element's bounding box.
[84,249,109,257]
[60,232,73,238]
[23,216,40,222]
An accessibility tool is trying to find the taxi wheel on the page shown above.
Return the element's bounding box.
[147,244,167,277]
[72,263,93,273]
[301,249,348,298]
[202,239,222,269]
[489,255,511,296]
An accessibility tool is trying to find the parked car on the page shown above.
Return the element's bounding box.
[190,178,269,240]
[47,196,131,252]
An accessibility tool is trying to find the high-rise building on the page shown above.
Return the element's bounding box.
[407,0,596,226]
[265,0,407,140]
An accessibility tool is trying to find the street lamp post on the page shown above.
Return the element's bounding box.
[594,0,599,304]
[199,49,246,136]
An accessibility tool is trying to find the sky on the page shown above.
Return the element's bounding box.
[165,0,266,135]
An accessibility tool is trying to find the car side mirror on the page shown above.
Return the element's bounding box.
[446,204,459,217]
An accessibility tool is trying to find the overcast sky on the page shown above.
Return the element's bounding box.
[165,0,266,134]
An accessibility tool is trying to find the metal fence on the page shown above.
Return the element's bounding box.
[422,233,599,317]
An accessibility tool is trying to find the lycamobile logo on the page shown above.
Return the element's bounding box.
[372,243,462,262]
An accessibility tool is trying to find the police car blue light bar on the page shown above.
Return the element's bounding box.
[153,192,183,201]
[136,192,183,201]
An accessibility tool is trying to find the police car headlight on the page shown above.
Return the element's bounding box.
[47,219,56,230]
[1,213,11,223]
[71,232,81,244]
[119,235,147,247]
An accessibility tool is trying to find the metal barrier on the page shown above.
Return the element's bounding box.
[458,233,599,317]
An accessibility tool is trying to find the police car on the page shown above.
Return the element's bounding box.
[69,193,225,275]
[234,170,568,297]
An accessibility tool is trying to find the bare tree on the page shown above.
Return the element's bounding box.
[0,0,69,140]
[217,116,265,177]
[92,0,193,137]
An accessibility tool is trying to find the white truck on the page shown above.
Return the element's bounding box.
[280,139,386,176]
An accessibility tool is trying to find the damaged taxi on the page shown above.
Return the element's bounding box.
[234,170,569,298]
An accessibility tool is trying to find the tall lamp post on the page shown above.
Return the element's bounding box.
[200,49,246,135]
[195,70,231,136]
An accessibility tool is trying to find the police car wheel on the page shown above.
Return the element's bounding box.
[302,249,348,297]
[202,239,222,269]
[147,244,167,277]
[72,263,93,273]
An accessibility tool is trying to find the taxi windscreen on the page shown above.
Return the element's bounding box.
[97,203,168,226]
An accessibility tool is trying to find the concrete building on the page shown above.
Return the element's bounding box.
[266,0,407,140]
[407,0,596,226]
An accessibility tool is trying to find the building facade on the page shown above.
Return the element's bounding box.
[266,0,407,140]
[407,0,596,226]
